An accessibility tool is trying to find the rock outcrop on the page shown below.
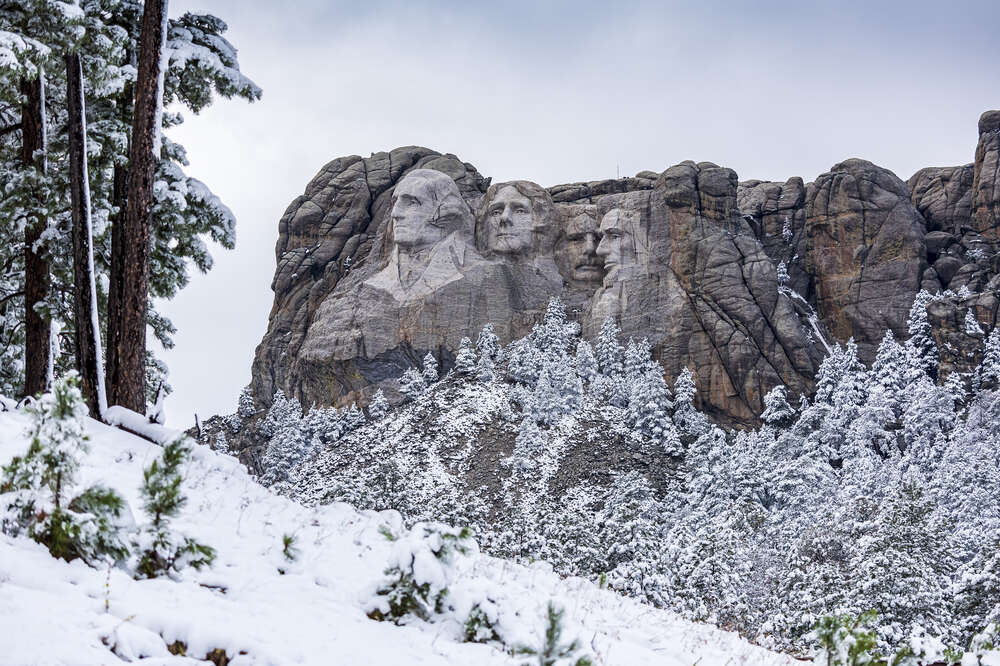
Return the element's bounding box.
[250,111,1000,426]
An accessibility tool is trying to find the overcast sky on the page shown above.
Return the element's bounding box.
[158,0,1000,425]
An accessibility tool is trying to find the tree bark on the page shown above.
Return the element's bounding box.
[109,0,168,412]
[21,72,49,397]
[66,53,107,419]
[106,74,132,407]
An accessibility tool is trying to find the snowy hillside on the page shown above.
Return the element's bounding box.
[0,403,796,666]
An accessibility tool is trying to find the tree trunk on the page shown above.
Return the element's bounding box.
[109,0,168,412]
[21,71,50,397]
[66,53,107,419]
[106,79,131,407]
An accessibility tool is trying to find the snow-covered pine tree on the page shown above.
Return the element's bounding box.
[368,389,390,421]
[628,372,680,454]
[531,297,576,358]
[595,316,623,377]
[343,403,366,432]
[421,352,439,384]
[905,290,937,377]
[237,385,256,420]
[623,338,656,382]
[261,399,310,486]
[761,384,796,427]
[546,354,583,412]
[0,373,131,564]
[505,338,541,386]
[844,473,955,648]
[476,323,502,366]
[976,328,1000,392]
[599,471,665,599]
[575,340,597,386]
[777,261,790,286]
[135,436,215,579]
[870,330,909,421]
[454,337,476,376]
[213,431,230,455]
[260,389,301,438]
[399,366,427,400]
[672,367,707,436]
[530,367,564,426]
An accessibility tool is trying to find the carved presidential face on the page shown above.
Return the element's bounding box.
[556,208,604,285]
[389,169,471,252]
[485,185,535,255]
[390,175,449,250]
[596,208,642,287]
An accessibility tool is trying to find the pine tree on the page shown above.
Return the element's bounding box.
[454,337,476,376]
[476,323,502,366]
[628,372,680,454]
[342,403,366,431]
[399,366,426,400]
[421,352,439,384]
[261,400,309,486]
[237,385,256,420]
[595,316,623,377]
[513,602,594,666]
[530,368,564,426]
[905,290,937,378]
[368,389,390,420]
[135,436,215,578]
[531,297,575,358]
[599,471,665,599]
[776,260,790,285]
[575,340,597,386]
[976,328,1000,392]
[845,474,955,648]
[0,373,131,564]
[761,385,796,426]
[672,367,706,436]
[505,338,541,386]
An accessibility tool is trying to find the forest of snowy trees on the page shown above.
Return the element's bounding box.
[238,295,1000,656]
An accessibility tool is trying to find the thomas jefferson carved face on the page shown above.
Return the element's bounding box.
[485,185,535,255]
[389,169,468,251]
[556,207,604,286]
[596,208,644,287]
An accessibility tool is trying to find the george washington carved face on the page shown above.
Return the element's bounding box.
[389,169,470,251]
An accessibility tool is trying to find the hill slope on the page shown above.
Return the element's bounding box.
[0,404,794,666]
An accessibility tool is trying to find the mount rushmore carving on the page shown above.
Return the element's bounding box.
[251,111,1000,425]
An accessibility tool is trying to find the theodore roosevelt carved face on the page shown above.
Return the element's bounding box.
[555,206,604,286]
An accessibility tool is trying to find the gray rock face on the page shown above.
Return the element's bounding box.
[973,110,1000,242]
[802,159,928,359]
[250,111,1000,426]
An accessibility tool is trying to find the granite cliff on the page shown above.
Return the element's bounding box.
[249,111,1000,426]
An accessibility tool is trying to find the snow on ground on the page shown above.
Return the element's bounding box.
[0,407,798,666]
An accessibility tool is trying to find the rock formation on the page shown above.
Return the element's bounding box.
[251,111,1000,427]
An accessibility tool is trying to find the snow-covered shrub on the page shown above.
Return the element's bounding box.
[366,522,476,623]
[135,437,215,579]
[964,623,1000,666]
[513,601,594,666]
[1,373,133,565]
[812,611,881,666]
